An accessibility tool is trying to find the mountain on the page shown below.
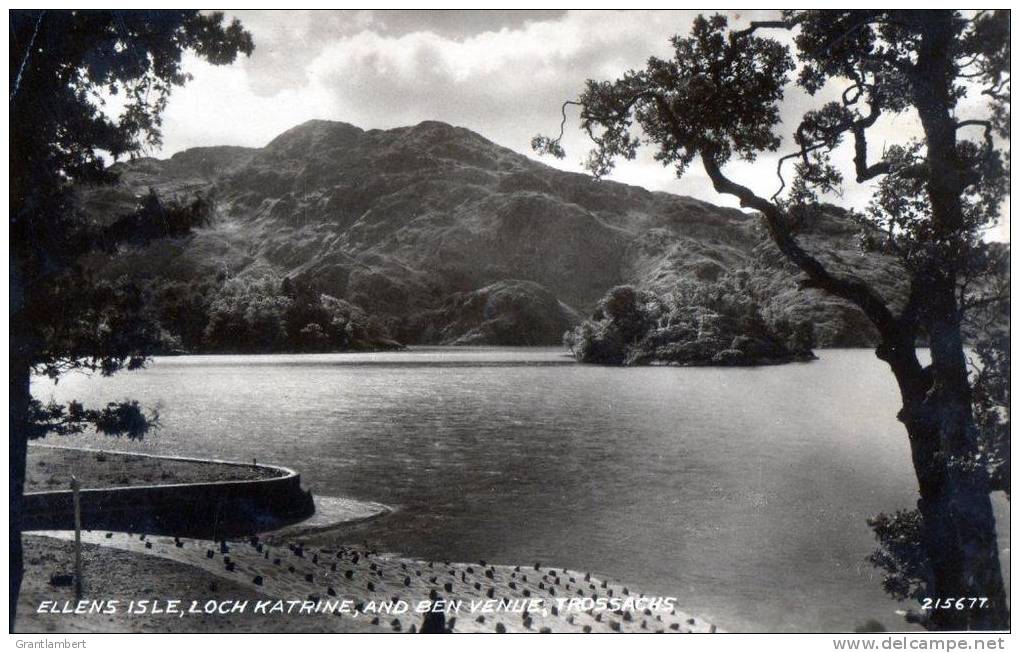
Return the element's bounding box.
[81,119,910,348]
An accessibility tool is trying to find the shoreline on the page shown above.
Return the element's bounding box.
[95,344,882,359]
[18,444,718,634]
[22,531,716,634]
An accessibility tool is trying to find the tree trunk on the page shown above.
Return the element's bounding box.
[882,299,1008,630]
[900,394,1008,629]
[878,12,1008,630]
[9,254,32,630]
[9,358,29,631]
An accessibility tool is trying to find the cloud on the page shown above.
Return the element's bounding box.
[153,10,1007,236]
[159,11,739,192]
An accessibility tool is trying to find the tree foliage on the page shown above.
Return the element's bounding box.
[565,276,815,366]
[536,10,1010,629]
[198,273,391,353]
[10,9,253,435]
[9,9,253,625]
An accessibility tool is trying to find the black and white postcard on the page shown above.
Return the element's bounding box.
[7,6,1012,647]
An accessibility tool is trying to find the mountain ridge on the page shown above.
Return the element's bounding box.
[83,118,906,349]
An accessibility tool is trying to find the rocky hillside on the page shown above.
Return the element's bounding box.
[82,119,909,348]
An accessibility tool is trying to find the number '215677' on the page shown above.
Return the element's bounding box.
[921,597,989,610]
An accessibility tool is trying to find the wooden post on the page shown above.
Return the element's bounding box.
[71,475,82,599]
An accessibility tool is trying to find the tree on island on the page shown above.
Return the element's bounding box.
[535,10,1009,630]
[565,277,816,366]
[9,10,253,626]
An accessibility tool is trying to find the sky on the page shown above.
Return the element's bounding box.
[151,9,1008,239]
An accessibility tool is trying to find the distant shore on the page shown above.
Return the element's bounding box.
[149,338,408,357]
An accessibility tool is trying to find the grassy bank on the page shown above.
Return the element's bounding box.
[26,445,282,492]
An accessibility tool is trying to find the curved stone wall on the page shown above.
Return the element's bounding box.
[23,446,315,537]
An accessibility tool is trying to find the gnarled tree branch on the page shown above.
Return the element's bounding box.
[731,17,799,39]
[852,123,891,182]
[849,94,891,182]
[645,95,898,336]
[700,150,900,340]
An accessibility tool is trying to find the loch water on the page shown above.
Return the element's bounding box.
[33,347,1010,632]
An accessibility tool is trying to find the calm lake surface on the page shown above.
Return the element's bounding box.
[32,347,1009,632]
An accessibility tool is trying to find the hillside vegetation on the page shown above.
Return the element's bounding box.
[81,119,912,353]
[567,279,816,366]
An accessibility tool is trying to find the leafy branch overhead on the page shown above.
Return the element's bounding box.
[10,11,253,163]
[10,11,254,439]
[27,399,157,441]
[534,10,1008,348]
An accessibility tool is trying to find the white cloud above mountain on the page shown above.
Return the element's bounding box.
[151,9,1007,239]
